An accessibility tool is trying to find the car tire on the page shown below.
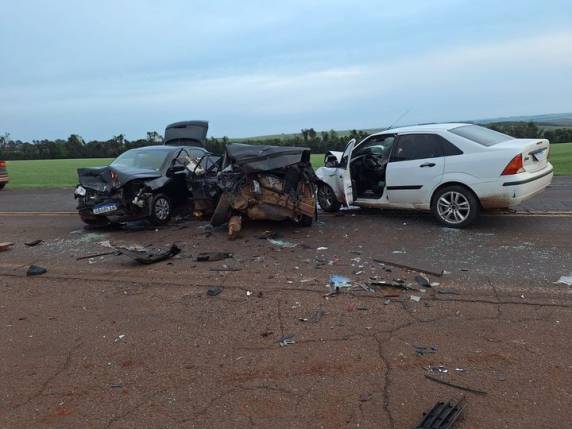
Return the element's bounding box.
[431,185,479,228]
[297,214,314,227]
[149,194,172,226]
[318,183,341,212]
[0,183,5,191]
[210,192,233,226]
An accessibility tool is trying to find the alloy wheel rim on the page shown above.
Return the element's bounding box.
[155,198,170,220]
[319,186,333,208]
[437,191,470,224]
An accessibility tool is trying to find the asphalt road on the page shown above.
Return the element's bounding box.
[1,177,571,213]
[0,206,571,428]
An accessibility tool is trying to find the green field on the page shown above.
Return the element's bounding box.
[2,143,571,188]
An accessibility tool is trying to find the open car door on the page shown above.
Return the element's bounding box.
[341,138,357,206]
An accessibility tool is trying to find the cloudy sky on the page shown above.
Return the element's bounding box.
[1,0,571,141]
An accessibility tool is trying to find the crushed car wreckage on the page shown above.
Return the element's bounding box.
[188,143,319,234]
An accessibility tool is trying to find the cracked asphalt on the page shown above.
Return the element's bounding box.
[1,206,572,428]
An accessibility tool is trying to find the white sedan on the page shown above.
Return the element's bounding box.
[316,123,553,227]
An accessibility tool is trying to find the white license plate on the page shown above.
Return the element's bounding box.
[93,203,118,215]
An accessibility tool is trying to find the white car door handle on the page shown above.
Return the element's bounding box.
[420,162,436,168]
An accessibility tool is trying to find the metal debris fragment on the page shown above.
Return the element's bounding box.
[268,238,298,248]
[24,240,43,247]
[26,265,47,276]
[555,274,572,286]
[207,287,223,296]
[424,374,487,395]
[415,345,438,356]
[415,398,466,429]
[279,334,295,347]
[195,252,233,262]
[0,242,14,252]
[115,244,181,265]
[373,258,444,277]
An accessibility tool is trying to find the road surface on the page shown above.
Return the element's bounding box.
[0,203,571,428]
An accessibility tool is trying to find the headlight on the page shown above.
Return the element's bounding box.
[74,185,87,197]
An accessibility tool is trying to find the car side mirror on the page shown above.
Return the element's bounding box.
[167,165,187,177]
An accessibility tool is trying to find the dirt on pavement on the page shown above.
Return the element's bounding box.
[0,209,571,428]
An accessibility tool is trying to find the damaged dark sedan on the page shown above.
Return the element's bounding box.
[75,145,210,225]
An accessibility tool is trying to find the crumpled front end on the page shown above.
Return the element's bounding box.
[210,143,319,230]
[75,166,159,222]
[231,173,316,222]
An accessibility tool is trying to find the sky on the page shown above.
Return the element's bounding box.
[1,0,571,141]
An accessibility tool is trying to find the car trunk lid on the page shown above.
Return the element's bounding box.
[496,138,550,173]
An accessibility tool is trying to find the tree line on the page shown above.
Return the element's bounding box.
[0,122,570,161]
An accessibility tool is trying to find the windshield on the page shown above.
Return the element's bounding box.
[111,148,171,171]
[450,125,512,146]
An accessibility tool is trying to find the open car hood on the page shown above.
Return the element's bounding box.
[224,143,312,173]
[77,166,162,192]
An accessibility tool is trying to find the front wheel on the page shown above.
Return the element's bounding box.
[317,183,341,213]
[431,185,479,228]
[149,194,173,226]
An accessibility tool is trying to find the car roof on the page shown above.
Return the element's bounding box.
[370,123,470,136]
[129,145,206,152]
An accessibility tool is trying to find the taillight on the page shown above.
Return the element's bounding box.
[0,161,6,168]
[501,154,525,176]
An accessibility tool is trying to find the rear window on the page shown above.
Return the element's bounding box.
[449,125,512,146]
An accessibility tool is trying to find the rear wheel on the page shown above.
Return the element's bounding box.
[0,183,5,191]
[431,185,479,228]
[149,194,172,225]
[318,183,341,212]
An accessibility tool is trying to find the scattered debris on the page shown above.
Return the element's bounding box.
[359,393,371,402]
[268,238,298,249]
[392,250,407,254]
[258,231,280,240]
[329,274,352,293]
[207,287,223,296]
[317,247,328,251]
[427,365,449,374]
[415,345,438,356]
[26,265,47,276]
[373,258,444,277]
[555,274,572,286]
[24,240,43,247]
[415,274,431,288]
[437,288,461,296]
[110,384,123,389]
[209,267,241,272]
[410,295,421,303]
[195,252,233,262]
[0,242,14,252]
[424,374,487,395]
[384,298,391,305]
[228,215,242,239]
[415,398,466,429]
[114,334,126,343]
[76,251,118,261]
[115,244,181,265]
[246,290,253,296]
[279,334,295,347]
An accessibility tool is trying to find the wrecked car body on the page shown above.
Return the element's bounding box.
[204,143,318,233]
[75,145,210,225]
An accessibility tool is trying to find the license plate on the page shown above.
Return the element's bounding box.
[93,203,118,215]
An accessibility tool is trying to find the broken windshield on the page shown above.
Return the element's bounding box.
[111,148,171,171]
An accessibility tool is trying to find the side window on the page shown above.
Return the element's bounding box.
[441,138,463,156]
[391,134,444,162]
[173,150,191,167]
